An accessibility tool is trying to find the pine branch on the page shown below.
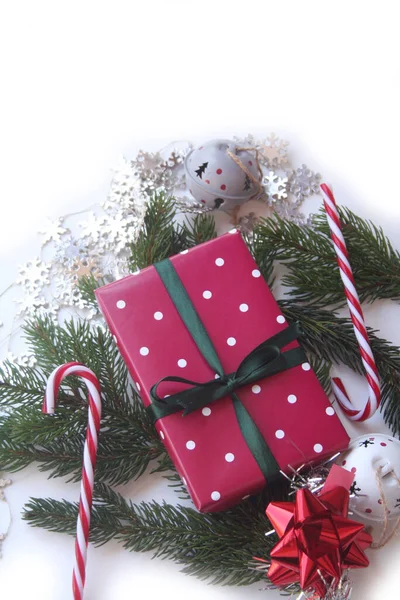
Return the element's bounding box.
[129,191,188,270]
[23,481,287,586]
[180,213,217,247]
[254,210,400,306]
[281,301,400,436]
[77,274,104,309]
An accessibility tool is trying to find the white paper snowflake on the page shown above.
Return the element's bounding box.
[260,133,289,168]
[263,171,288,202]
[289,164,321,201]
[15,294,47,318]
[17,259,51,291]
[103,156,145,212]
[16,353,37,368]
[78,212,107,243]
[39,218,68,245]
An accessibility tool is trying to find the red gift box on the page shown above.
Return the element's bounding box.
[95,231,349,512]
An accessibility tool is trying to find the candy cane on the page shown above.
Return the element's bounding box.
[43,362,102,600]
[320,183,381,421]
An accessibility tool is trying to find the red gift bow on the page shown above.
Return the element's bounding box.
[266,475,372,598]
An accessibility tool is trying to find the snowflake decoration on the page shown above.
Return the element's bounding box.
[0,476,11,502]
[288,164,321,202]
[263,171,288,202]
[103,156,146,212]
[260,133,289,168]
[39,217,68,245]
[78,212,106,243]
[17,259,51,291]
[15,294,47,318]
[69,257,103,282]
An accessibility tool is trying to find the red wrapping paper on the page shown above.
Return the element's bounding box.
[95,231,349,512]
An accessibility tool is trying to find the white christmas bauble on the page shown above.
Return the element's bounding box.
[337,433,400,522]
[184,139,261,213]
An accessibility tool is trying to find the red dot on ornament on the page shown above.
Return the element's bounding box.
[369,437,375,440]
[378,499,383,504]
[365,508,372,513]
[201,199,206,204]
[205,179,210,184]
[341,460,347,466]
[248,160,253,166]
[351,467,357,473]
[216,169,222,175]
[381,442,387,446]
[220,184,226,190]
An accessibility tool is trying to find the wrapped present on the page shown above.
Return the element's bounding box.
[95,230,349,512]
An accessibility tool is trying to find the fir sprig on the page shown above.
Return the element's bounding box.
[254,207,400,306]
[23,481,286,585]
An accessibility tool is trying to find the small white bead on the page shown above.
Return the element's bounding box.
[116,300,126,309]
[288,394,297,404]
[239,303,249,312]
[326,407,335,416]
[227,337,236,346]
[225,453,235,462]
[178,358,187,368]
[275,429,285,439]
[252,269,261,278]
[215,258,225,266]
[203,290,212,299]
[186,440,196,450]
[211,491,221,501]
[154,311,163,320]
[302,362,311,371]
[202,407,211,416]
[252,385,261,394]
[314,443,323,453]
[140,346,149,356]
[276,315,286,324]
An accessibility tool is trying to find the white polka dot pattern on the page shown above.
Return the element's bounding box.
[182,477,187,486]
[202,407,211,416]
[275,430,285,439]
[180,249,189,254]
[154,311,163,320]
[178,359,187,368]
[252,269,261,278]
[215,258,225,266]
[326,407,335,416]
[276,315,286,324]
[136,382,141,391]
[186,440,196,450]
[227,337,236,346]
[225,453,235,462]
[113,335,118,345]
[203,290,212,299]
[288,394,297,404]
[116,300,126,309]
[314,443,323,453]
[252,385,261,394]
[159,430,165,440]
[302,362,311,371]
[211,491,221,501]
[139,347,149,356]
[239,303,249,312]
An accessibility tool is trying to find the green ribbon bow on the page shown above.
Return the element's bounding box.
[147,258,307,482]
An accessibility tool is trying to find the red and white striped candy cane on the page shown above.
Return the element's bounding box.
[43,362,102,600]
[320,183,381,421]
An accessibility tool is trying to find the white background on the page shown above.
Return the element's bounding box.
[1,1,400,599]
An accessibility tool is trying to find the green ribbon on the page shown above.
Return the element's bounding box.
[147,258,307,482]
